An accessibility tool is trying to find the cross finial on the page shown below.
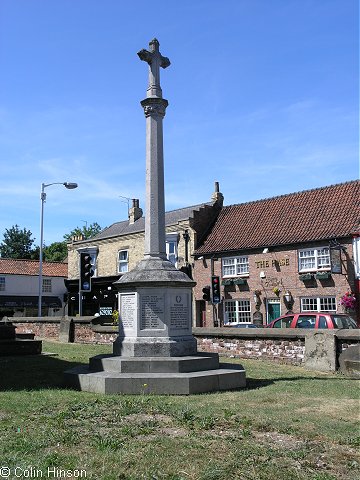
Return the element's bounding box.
[138,38,170,98]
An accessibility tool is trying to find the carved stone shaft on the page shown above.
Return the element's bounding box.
[141,98,168,258]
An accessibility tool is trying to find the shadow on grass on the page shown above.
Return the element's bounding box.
[220,361,350,392]
[244,375,353,391]
[0,353,347,393]
[0,353,82,391]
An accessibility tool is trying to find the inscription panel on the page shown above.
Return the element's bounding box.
[120,293,137,330]
[140,294,165,330]
[169,293,190,334]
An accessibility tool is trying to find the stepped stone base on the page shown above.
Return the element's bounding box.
[0,339,42,356]
[64,353,246,395]
[113,335,198,357]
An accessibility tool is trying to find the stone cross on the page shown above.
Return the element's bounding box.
[138,39,170,259]
[138,38,170,98]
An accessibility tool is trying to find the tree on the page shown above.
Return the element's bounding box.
[31,242,67,262]
[43,241,68,262]
[63,222,102,241]
[0,225,36,259]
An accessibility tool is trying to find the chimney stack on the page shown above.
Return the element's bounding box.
[129,199,143,224]
[211,181,224,205]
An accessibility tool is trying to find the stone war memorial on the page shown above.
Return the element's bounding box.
[64,39,246,394]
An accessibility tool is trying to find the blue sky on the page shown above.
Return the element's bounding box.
[0,0,358,246]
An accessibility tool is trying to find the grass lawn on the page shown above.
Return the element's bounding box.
[0,340,359,480]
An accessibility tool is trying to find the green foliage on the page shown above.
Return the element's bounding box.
[112,309,119,325]
[43,241,68,262]
[63,222,102,241]
[0,224,35,259]
[0,221,102,262]
[30,245,40,260]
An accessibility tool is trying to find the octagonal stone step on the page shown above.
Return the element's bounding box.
[89,353,220,374]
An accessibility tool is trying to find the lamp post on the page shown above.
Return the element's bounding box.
[38,182,78,317]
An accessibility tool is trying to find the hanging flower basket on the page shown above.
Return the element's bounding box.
[339,292,356,311]
[272,287,281,296]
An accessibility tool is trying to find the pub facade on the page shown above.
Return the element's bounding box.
[193,181,360,326]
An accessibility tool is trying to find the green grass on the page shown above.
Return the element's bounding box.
[0,341,359,480]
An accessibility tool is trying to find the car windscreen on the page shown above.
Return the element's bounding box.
[332,315,358,329]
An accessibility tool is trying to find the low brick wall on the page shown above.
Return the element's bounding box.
[193,327,360,369]
[74,324,118,344]
[193,327,306,365]
[13,318,60,340]
[6,319,360,370]
[9,317,118,345]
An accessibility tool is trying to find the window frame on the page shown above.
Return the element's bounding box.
[0,277,5,291]
[298,246,331,272]
[42,278,52,293]
[300,296,337,313]
[222,256,249,277]
[223,299,251,324]
[166,233,179,267]
[118,249,129,273]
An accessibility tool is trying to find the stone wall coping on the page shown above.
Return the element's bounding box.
[192,327,360,341]
[6,316,95,325]
[192,327,306,339]
[6,321,359,341]
[335,330,360,341]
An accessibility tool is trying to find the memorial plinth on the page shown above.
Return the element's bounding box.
[64,38,246,394]
[113,257,197,357]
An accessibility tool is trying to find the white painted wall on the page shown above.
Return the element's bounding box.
[0,274,66,298]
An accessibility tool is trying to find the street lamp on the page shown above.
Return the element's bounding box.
[38,182,78,317]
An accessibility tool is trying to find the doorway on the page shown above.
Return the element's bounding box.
[267,299,281,324]
[196,300,206,327]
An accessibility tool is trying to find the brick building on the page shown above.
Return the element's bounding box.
[65,185,223,316]
[193,181,360,327]
[0,258,68,317]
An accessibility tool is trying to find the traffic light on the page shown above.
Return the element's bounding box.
[202,285,211,301]
[211,275,221,304]
[80,252,93,291]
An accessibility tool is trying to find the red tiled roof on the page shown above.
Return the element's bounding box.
[0,258,68,277]
[195,180,360,254]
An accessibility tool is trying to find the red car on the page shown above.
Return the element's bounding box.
[266,313,358,329]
